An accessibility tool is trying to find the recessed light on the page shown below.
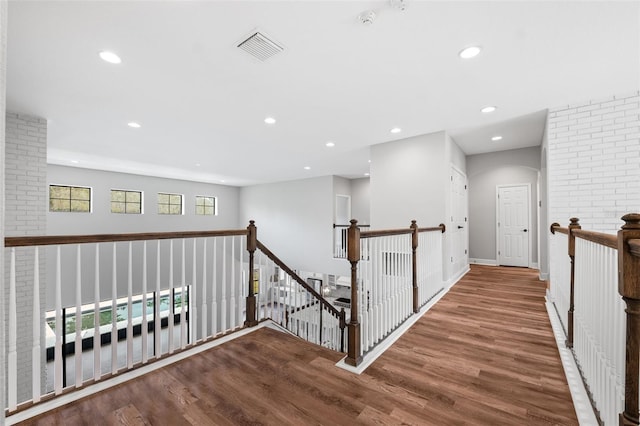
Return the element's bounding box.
[304,166,311,170]
[127,122,141,128]
[264,117,276,124]
[325,141,335,147]
[459,46,481,59]
[195,163,201,166]
[220,180,226,183]
[70,160,79,164]
[368,160,371,163]
[364,173,370,176]
[481,106,497,113]
[390,127,402,134]
[99,51,122,64]
[491,136,503,141]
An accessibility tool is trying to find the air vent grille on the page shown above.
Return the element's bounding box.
[237,31,284,61]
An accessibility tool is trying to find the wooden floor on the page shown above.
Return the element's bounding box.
[19,265,578,425]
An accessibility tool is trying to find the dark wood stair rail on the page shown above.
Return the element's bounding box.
[552,214,640,426]
[345,219,446,367]
[252,239,347,351]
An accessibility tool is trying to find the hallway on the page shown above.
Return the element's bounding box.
[18,265,578,425]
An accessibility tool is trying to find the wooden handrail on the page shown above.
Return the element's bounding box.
[255,240,342,318]
[550,222,569,235]
[4,229,248,248]
[572,229,617,249]
[334,224,370,228]
[418,224,446,234]
[361,228,414,239]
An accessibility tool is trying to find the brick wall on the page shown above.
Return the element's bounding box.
[548,92,640,233]
[4,112,47,403]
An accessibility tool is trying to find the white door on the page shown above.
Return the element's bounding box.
[450,167,468,274]
[497,185,530,267]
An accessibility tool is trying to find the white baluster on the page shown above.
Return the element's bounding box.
[180,239,186,349]
[94,244,101,380]
[191,238,198,344]
[75,245,83,387]
[201,239,208,340]
[168,240,174,354]
[230,237,236,330]
[155,240,161,358]
[54,246,63,394]
[221,237,227,332]
[111,243,118,374]
[238,236,244,328]
[8,248,17,409]
[212,238,218,336]
[126,242,133,369]
[32,247,41,402]
[141,242,148,364]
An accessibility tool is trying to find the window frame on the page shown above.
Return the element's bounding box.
[157,192,184,215]
[49,184,92,213]
[195,195,217,216]
[110,188,144,215]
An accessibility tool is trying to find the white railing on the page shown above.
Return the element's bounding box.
[574,237,625,425]
[255,241,346,352]
[549,230,570,333]
[358,233,413,354]
[417,230,444,307]
[5,230,248,412]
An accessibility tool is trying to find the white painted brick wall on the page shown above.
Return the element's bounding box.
[4,112,47,404]
[548,92,640,233]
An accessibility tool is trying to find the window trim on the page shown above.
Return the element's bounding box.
[49,183,93,213]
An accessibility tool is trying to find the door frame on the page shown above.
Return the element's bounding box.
[495,183,531,268]
[450,165,468,276]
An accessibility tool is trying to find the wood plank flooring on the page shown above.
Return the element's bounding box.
[18,265,578,425]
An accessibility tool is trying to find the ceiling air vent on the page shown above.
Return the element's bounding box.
[237,31,284,62]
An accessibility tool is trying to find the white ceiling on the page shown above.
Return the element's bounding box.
[6,1,640,186]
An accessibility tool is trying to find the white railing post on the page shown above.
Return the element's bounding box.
[93,244,101,381]
[8,248,17,410]
[32,247,41,403]
[75,245,83,387]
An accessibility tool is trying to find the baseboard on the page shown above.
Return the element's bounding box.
[469,258,497,266]
[544,299,598,425]
[539,271,549,281]
[530,262,539,269]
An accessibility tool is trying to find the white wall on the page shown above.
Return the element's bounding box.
[370,131,448,229]
[540,121,549,279]
[548,92,640,232]
[350,178,370,225]
[239,176,350,277]
[48,165,240,235]
[467,146,541,265]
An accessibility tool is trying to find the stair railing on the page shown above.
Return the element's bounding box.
[345,219,446,366]
[549,213,640,425]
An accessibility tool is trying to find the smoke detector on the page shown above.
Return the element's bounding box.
[358,10,376,25]
[389,0,407,11]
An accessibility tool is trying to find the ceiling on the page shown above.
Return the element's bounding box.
[6,1,640,186]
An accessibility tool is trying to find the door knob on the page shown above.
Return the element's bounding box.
[458,226,464,229]
[522,229,528,232]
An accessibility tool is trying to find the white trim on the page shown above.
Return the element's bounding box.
[539,271,549,280]
[545,298,598,426]
[6,322,278,425]
[496,183,532,267]
[336,268,469,374]
[469,258,497,266]
[530,262,539,269]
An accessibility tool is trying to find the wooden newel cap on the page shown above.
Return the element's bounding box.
[410,220,417,229]
[248,220,255,227]
[569,217,580,226]
[350,219,358,226]
[621,213,640,230]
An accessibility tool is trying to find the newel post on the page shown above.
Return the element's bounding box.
[410,220,419,314]
[346,219,362,366]
[244,220,258,327]
[618,213,640,426]
[566,217,581,349]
